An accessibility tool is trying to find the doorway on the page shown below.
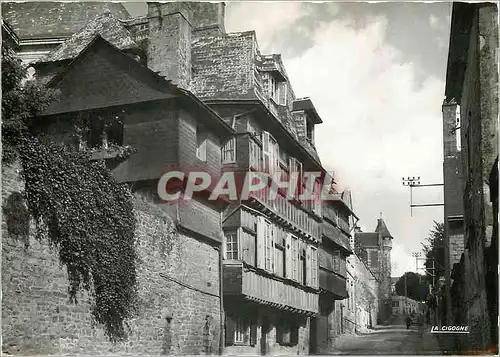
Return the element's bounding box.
[261,315,270,355]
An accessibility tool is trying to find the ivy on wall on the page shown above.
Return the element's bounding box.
[2,45,138,342]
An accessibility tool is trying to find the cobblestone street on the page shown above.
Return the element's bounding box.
[330,317,442,355]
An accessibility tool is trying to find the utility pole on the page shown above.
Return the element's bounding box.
[401,176,444,217]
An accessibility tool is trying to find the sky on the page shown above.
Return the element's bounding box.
[123,1,452,278]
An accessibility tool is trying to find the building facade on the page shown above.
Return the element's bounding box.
[2,33,233,354]
[443,2,498,353]
[2,2,360,355]
[354,218,393,324]
[310,190,354,353]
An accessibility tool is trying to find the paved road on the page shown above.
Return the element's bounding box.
[330,324,442,355]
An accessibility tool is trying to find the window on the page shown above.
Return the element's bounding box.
[310,246,318,288]
[313,178,322,216]
[235,317,247,343]
[392,301,399,308]
[264,220,274,272]
[289,157,303,198]
[257,217,275,271]
[249,138,262,170]
[225,313,257,346]
[276,316,299,346]
[222,137,236,164]
[196,125,208,162]
[291,236,299,281]
[262,131,279,173]
[269,75,287,105]
[82,113,124,150]
[298,249,306,285]
[274,243,285,277]
[225,231,238,260]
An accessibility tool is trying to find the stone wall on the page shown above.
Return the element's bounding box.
[446,3,498,353]
[2,162,222,355]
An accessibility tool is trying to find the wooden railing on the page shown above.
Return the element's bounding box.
[250,188,320,242]
[319,269,347,298]
[223,261,318,315]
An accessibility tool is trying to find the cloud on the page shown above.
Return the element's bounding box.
[225,2,302,52]
[391,242,417,277]
[224,3,446,274]
[280,15,445,262]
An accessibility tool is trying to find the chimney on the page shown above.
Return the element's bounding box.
[190,2,226,39]
[147,2,192,89]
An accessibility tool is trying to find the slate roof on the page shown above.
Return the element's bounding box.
[39,11,141,63]
[375,218,393,239]
[355,232,380,248]
[1,2,131,39]
[191,31,322,165]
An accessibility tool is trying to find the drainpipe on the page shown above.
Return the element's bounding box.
[219,212,225,355]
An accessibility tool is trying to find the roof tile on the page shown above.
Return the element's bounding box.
[1,2,130,39]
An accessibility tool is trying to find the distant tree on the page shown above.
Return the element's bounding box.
[422,221,445,282]
[421,221,445,312]
[395,271,428,302]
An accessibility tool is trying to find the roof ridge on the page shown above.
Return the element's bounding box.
[38,9,141,64]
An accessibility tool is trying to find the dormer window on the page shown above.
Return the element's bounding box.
[268,73,287,106]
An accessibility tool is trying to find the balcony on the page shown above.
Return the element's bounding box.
[223,261,319,315]
[319,269,347,299]
[248,189,320,242]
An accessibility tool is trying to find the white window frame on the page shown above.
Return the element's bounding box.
[224,230,239,260]
[234,316,249,344]
[222,137,236,164]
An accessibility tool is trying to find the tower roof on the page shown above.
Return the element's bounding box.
[375,218,393,239]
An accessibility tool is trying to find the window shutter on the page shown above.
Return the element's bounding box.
[256,216,265,269]
[237,228,243,261]
[273,140,280,172]
[285,233,292,279]
[225,314,235,346]
[311,247,318,288]
[271,224,277,272]
[262,132,271,173]
[306,245,312,286]
[292,237,299,281]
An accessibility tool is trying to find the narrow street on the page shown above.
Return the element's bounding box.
[330,316,442,355]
